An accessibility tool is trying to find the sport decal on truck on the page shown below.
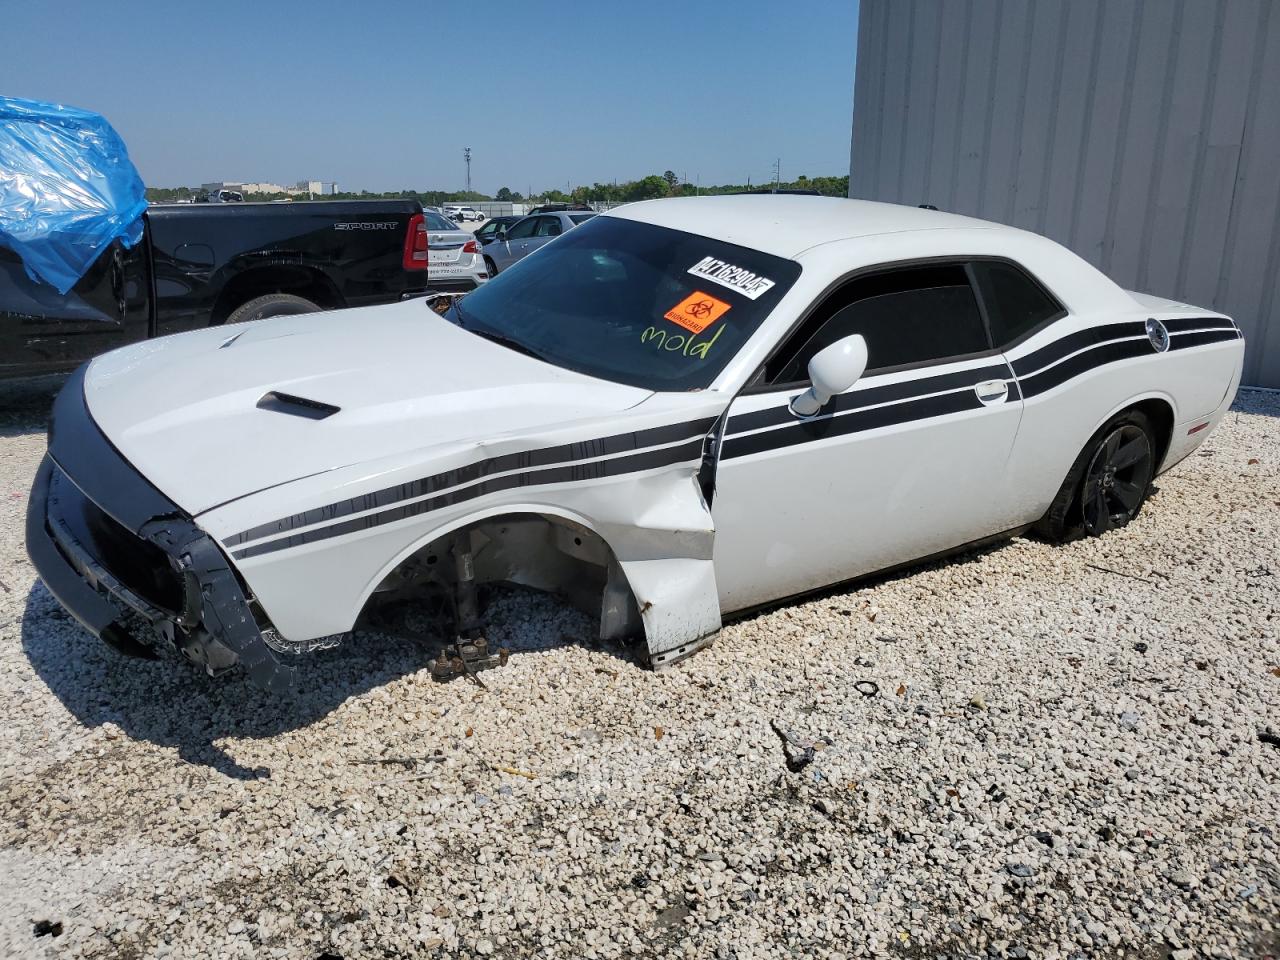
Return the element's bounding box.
[687,256,776,300]
[334,222,397,231]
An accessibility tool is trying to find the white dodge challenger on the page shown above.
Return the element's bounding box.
[27,196,1244,690]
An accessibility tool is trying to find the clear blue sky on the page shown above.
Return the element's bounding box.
[2,0,859,194]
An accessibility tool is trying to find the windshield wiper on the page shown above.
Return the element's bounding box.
[451,305,545,362]
[469,328,549,362]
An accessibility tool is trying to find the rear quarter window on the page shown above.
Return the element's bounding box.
[972,260,1065,347]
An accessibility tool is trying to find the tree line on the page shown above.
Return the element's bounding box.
[145,172,849,205]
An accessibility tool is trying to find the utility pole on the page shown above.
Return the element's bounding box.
[772,157,781,191]
[463,147,472,194]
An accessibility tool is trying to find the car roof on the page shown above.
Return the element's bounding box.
[605,195,1009,259]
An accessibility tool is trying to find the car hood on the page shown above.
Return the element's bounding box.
[83,300,652,515]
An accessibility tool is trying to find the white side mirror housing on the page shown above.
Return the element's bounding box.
[789,334,869,417]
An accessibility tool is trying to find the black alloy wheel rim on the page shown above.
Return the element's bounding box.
[1081,425,1153,534]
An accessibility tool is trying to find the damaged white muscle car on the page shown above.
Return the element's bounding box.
[28,196,1244,690]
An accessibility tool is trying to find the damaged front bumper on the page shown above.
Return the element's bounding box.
[25,366,295,691]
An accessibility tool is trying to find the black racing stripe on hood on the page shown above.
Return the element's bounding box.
[232,435,706,560]
[224,416,716,548]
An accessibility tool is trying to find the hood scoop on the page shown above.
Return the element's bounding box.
[256,391,341,421]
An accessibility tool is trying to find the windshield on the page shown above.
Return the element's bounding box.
[444,216,801,391]
[425,211,456,230]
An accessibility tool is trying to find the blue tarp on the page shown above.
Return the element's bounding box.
[0,96,147,294]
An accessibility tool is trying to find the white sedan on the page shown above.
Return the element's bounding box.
[423,209,489,292]
[27,196,1244,689]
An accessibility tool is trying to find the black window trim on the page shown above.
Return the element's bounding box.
[744,256,996,394]
[967,256,1069,352]
[743,254,1068,394]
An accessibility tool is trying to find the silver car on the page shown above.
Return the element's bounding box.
[483,211,596,275]
[425,210,488,291]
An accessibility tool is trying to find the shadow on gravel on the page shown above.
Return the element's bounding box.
[19,582,435,780]
[0,374,64,434]
[1233,387,1280,419]
[21,580,619,780]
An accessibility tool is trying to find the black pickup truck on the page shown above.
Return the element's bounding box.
[0,200,430,378]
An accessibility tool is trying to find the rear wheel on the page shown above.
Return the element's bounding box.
[225,292,321,325]
[1034,410,1157,543]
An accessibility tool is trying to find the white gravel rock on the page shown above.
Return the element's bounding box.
[0,390,1277,958]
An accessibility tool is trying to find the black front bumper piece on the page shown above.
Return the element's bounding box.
[25,365,295,692]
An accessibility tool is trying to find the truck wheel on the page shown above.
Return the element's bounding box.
[225,293,321,325]
[1034,409,1156,543]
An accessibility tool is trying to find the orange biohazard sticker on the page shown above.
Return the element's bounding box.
[663,290,731,334]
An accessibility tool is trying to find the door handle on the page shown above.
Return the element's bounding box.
[974,379,1009,404]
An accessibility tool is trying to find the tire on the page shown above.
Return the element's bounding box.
[483,256,498,277]
[1033,409,1157,544]
[224,293,321,325]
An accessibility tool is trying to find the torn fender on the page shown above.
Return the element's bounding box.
[208,394,731,654]
[618,555,722,666]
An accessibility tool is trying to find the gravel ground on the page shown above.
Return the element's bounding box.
[1,390,1277,960]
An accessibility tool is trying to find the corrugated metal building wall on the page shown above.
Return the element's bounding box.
[849,0,1280,387]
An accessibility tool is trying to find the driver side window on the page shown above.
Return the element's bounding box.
[765,263,990,385]
[506,217,539,240]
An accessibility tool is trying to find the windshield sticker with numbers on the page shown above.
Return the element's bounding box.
[687,256,776,300]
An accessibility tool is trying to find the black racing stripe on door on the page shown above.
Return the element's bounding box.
[1019,338,1154,399]
[726,363,1009,436]
[232,436,706,560]
[1168,328,1241,350]
[225,417,717,547]
[721,390,982,461]
[1010,321,1146,377]
[1162,316,1236,334]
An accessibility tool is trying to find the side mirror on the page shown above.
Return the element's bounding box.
[790,334,868,416]
[496,228,507,240]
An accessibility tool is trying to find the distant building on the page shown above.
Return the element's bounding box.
[202,179,336,198]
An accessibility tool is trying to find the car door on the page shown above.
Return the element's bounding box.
[711,261,1025,614]
[488,215,540,272]
[523,214,564,257]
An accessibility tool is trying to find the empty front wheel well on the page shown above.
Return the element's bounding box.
[361,512,643,644]
[211,266,343,325]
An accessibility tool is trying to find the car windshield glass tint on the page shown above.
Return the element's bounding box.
[569,213,596,224]
[425,212,454,230]
[444,216,800,391]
